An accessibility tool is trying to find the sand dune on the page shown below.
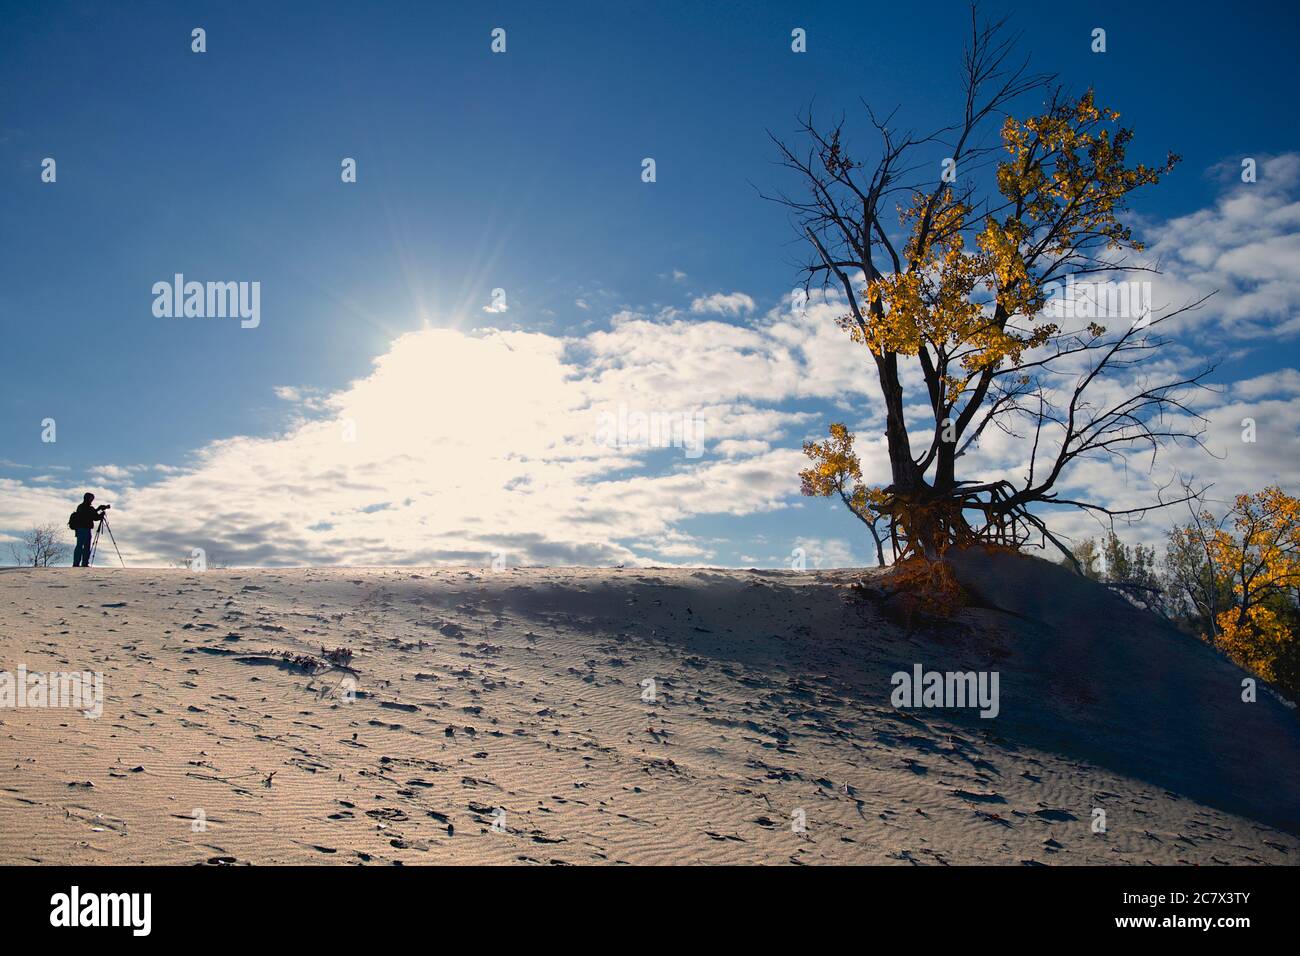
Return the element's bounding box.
[1,556,1296,865]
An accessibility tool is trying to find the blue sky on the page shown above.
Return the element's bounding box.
[3,0,1299,567]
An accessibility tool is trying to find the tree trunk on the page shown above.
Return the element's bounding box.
[877,354,920,493]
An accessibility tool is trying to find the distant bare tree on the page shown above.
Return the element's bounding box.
[10,523,69,567]
[170,551,230,570]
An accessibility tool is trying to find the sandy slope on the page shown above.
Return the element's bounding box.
[0,559,1296,865]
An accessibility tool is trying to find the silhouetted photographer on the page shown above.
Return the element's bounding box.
[68,493,109,567]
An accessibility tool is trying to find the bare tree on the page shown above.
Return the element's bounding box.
[771,8,1214,566]
[10,523,70,567]
[170,551,230,570]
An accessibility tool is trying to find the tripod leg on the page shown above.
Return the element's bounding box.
[102,517,126,568]
[90,524,101,567]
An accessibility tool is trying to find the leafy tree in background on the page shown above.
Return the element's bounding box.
[1058,531,1161,609]
[781,11,1212,565]
[1101,530,1164,612]
[1163,522,1231,637]
[1167,487,1300,697]
[1067,537,1101,580]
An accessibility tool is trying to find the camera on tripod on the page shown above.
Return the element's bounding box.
[90,505,123,566]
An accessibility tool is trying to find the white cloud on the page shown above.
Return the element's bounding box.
[791,536,860,569]
[690,292,756,316]
[1233,368,1300,400]
[0,319,829,566]
[3,159,1298,568]
[1144,153,1300,339]
[482,291,509,314]
[88,464,134,481]
[715,439,771,457]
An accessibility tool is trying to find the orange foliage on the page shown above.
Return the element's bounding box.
[880,557,968,625]
[1203,487,1300,685]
